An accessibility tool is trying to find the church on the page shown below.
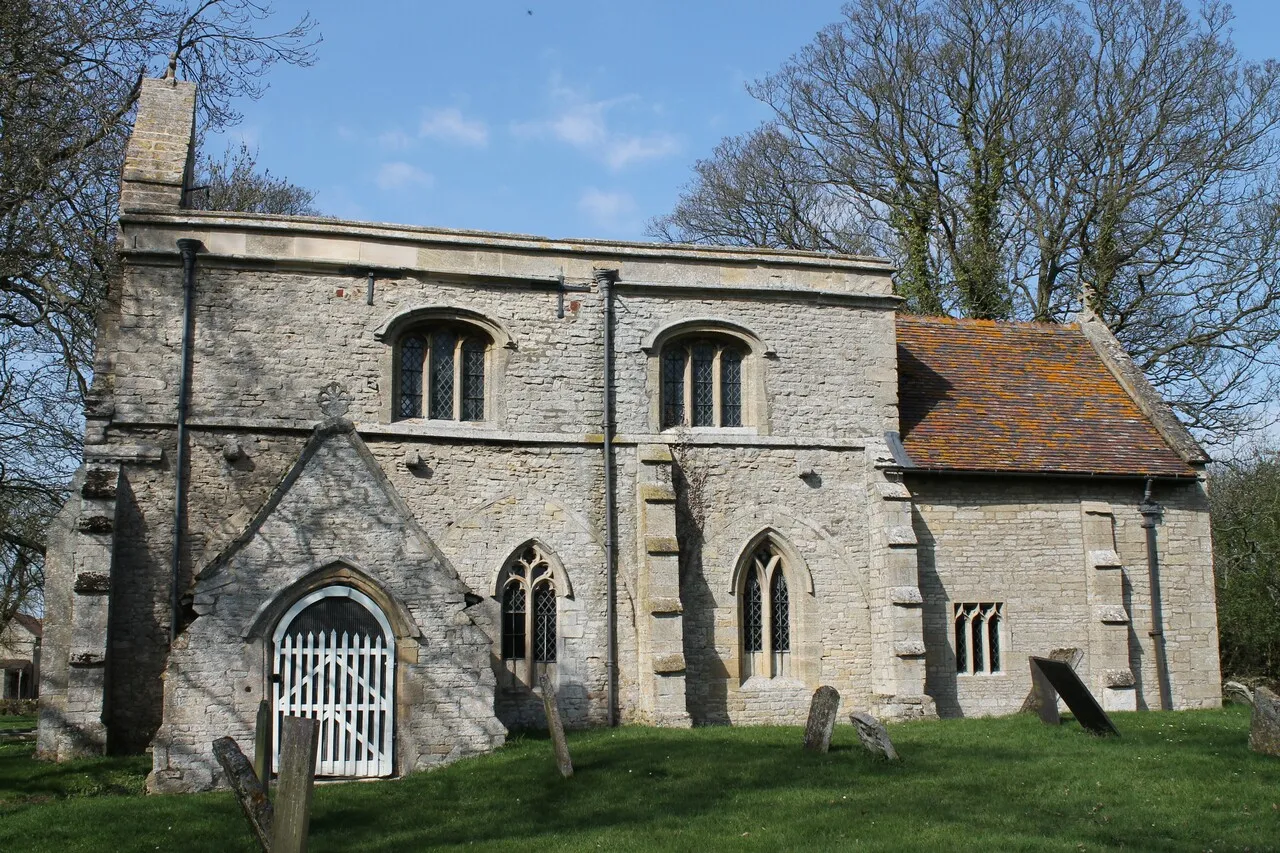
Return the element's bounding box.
[37,77,1221,793]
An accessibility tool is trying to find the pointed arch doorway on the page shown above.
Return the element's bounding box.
[271,586,395,777]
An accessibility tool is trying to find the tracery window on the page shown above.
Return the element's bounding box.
[397,325,488,421]
[741,542,790,679]
[500,544,558,685]
[661,337,746,429]
[954,602,1003,675]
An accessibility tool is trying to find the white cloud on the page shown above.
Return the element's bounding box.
[376,129,415,151]
[578,188,638,230]
[604,134,680,170]
[375,161,434,192]
[516,79,679,171]
[419,108,489,146]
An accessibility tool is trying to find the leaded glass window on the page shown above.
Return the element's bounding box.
[744,571,763,653]
[428,330,456,419]
[662,349,685,429]
[721,348,743,427]
[499,543,561,685]
[741,540,793,679]
[502,583,526,660]
[399,335,425,418]
[395,325,490,422]
[660,336,748,428]
[533,583,557,662]
[954,603,1003,674]
[461,340,485,421]
[770,570,790,653]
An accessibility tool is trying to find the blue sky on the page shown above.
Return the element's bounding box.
[212,0,1280,242]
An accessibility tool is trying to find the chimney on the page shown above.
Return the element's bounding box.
[119,78,198,213]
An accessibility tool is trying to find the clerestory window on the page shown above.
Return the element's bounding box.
[661,337,746,429]
[741,541,791,679]
[397,325,488,422]
[954,602,1003,675]
[500,544,558,685]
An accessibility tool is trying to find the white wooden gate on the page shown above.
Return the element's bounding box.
[272,586,395,777]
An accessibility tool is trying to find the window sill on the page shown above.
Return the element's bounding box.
[738,675,806,691]
[956,671,1007,678]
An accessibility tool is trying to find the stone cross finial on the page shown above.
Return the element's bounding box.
[318,382,352,419]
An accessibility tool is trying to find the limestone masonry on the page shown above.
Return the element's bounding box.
[38,78,1221,792]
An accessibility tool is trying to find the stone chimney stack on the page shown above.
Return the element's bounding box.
[119,78,198,213]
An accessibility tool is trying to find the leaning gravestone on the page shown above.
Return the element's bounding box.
[1224,681,1254,708]
[1029,656,1119,737]
[1021,648,1083,714]
[1248,685,1280,757]
[849,711,899,761]
[539,672,574,778]
[803,686,841,753]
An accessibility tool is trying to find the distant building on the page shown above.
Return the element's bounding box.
[2,615,42,701]
[38,78,1220,792]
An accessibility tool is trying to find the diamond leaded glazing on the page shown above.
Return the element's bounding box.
[461,339,485,421]
[744,570,763,652]
[770,568,790,652]
[691,342,715,426]
[662,349,685,428]
[399,335,425,418]
[428,330,456,419]
[533,583,557,662]
[721,348,742,427]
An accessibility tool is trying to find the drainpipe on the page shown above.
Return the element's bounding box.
[1139,478,1172,711]
[171,238,202,644]
[595,267,619,727]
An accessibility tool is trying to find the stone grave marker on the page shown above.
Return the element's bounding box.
[539,672,574,778]
[1029,656,1119,736]
[1224,681,1254,707]
[1249,685,1280,757]
[1021,648,1083,714]
[271,715,320,853]
[212,736,273,852]
[803,686,841,753]
[849,711,899,761]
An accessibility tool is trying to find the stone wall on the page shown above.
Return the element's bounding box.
[909,474,1220,717]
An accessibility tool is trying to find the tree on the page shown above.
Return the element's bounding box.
[653,0,1280,440]
[1211,447,1280,681]
[194,141,320,216]
[0,0,319,632]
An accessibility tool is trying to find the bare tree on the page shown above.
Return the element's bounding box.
[0,0,319,632]
[193,141,320,216]
[653,0,1280,439]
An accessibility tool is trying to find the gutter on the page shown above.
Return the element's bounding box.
[594,268,620,727]
[171,238,202,643]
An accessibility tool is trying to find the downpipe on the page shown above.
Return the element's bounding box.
[595,268,619,727]
[1140,478,1173,711]
[170,238,202,644]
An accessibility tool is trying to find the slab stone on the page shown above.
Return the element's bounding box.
[850,711,899,761]
[1248,686,1280,757]
[803,686,840,753]
[1223,681,1253,707]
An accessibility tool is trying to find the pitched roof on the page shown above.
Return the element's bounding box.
[11,614,41,637]
[895,315,1198,478]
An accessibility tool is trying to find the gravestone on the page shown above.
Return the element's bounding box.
[212,736,273,852]
[271,715,320,853]
[1248,685,1280,757]
[803,686,841,753]
[539,672,574,778]
[849,711,899,761]
[1224,681,1254,707]
[1021,648,1083,714]
[253,700,272,798]
[1029,656,1119,736]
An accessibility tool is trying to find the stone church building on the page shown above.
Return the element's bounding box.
[38,78,1221,792]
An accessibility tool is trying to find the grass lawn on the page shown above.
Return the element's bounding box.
[0,715,36,733]
[1,706,1277,852]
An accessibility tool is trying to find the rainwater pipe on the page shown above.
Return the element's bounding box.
[595,267,619,727]
[170,238,202,644]
[1139,477,1173,711]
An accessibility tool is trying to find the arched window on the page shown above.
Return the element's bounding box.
[661,336,747,429]
[397,324,489,421]
[741,541,790,679]
[499,543,558,685]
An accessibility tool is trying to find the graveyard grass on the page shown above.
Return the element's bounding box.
[1,706,1277,852]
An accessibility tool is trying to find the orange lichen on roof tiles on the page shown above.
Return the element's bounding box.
[896,315,1197,477]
